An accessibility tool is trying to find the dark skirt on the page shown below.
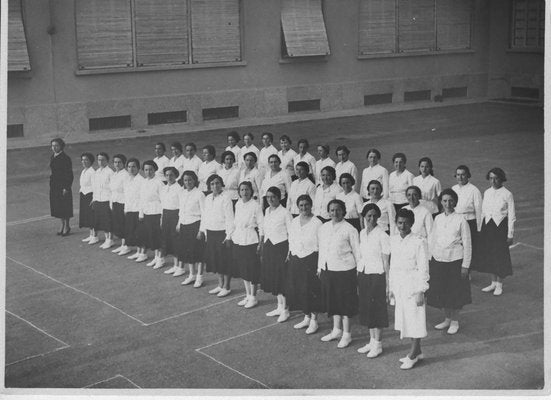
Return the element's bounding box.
[286,253,325,314]
[393,203,408,213]
[466,218,480,270]
[474,218,513,278]
[111,202,125,238]
[178,221,205,263]
[358,273,389,328]
[79,192,94,228]
[50,185,73,219]
[93,201,112,232]
[426,258,472,309]
[346,218,361,232]
[320,269,359,317]
[233,243,261,283]
[260,240,288,296]
[161,209,179,256]
[205,230,232,275]
[124,212,140,247]
[138,214,161,250]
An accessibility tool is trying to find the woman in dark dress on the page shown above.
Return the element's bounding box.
[49,138,73,236]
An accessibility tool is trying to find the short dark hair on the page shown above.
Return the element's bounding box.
[366,148,381,160]
[243,151,258,163]
[262,132,274,141]
[367,179,382,192]
[163,166,179,178]
[181,170,198,187]
[268,154,281,163]
[266,186,281,199]
[455,165,471,179]
[406,185,422,198]
[296,194,313,206]
[227,130,240,142]
[327,199,346,214]
[295,161,310,173]
[361,203,381,218]
[238,180,253,196]
[318,144,330,155]
[221,150,236,163]
[155,142,166,152]
[171,142,183,152]
[392,152,407,163]
[207,174,224,188]
[203,145,216,157]
[486,167,507,182]
[81,152,95,163]
[321,166,336,181]
[51,138,65,149]
[279,134,292,144]
[185,142,197,151]
[126,158,140,170]
[439,188,458,204]
[97,152,109,161]
[418,157,434,175]
[336,145,350,156]
[396,208,415,225]
[339,172,356,186]
[244,132,254,141]
[297,139,309,148]
[113,154,127,166]
[143,160,158,171]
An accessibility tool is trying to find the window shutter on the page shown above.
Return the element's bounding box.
[512,0,527,47]
[398,0,435,52]
[190,0,241,63]
[436,0,471,50]
[512,0,544,48]
[525,0,541,47]
[8,0,31,71]
[358,0,396,55]
[134,0,189,66]
[281,0,330,57]
[538,0,545,47]
[75,0,133,69]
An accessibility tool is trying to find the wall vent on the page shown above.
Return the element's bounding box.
[442,86,468,99]
[148,110,187,125]
[364,93,393,106]
[288,99,321,113]
[89,115,131,131]
[511,86,539,99]
[202,106,239,121]
[7,124,24,138]
[404,90,431,102]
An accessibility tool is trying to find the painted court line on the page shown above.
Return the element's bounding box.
[6,309,69,347]
[510,242,544,251]
[6,346,70,367]
[197,322,279,351]
[6,215,52,226]
[83,374,141,389]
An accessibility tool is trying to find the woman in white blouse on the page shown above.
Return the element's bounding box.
[360,148,389,201]
[109,154,130,252]
[169,142,185,177]
[336,173,363,232]
[476,168,516,296]
[278,134,298,179]
[260,186,293,323]
[225,131,241,166]
[157,167,181,271]
[239,133,260,170]
[199,174,234,297]
[198,145,222,193]
[313,166,342,223]
[318,199,360,349]
[182,142,203,175]
[79,153,96,243]
[260,154,291,210]
[357,203,390,358]
[412,157,442,217]
[153,143,170,182]
[90,152,114,247]
[364,180,395,235]
[389,152,414,213]
[232,181,264,309]
[239,152,262,201]
[122,158,145,258]
[174,171,206,287]
[219,151,241,208]
[294,139,316,181]
[286,194,324,335]
[258,132,278,178]
[287,162,316,217]
[403,186,434,244]
[426,189,472,335]
[335,145,358,186]
[315,145,335,185]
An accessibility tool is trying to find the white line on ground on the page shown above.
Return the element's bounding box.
[6,215,52,226]
[5,345,70,367]
[197,322,279,351]
[511,242,544,251]
[6,309,69,347]
[480,330,542,345]
[83,374,141,389]
[515,227,543,232]
[6,256,148,326]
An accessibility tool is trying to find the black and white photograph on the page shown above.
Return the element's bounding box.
[1,0,547,396]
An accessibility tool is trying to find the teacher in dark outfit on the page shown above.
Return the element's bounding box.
[49,138,73,236]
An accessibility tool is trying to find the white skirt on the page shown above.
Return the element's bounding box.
[393,288,427,339]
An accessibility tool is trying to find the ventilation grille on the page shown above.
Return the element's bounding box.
[202,106,239,121]
[7,124,24,138]
[404,90,431,102]
[511,86,539,99]
[148,110,187,125]
[442,86,468,99]
[288,99,321,113]
[364,93,393,106]
[89,115,131,131]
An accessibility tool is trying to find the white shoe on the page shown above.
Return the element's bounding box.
[357,342,372,354]
[367,342,383,358]
[146,257,157,267]
[111,245,123,254]
[238,297,249,306]
[164,266,177,274]
[100,239,113,249]
[447,321,459,335]
[135,254,148,263]
[481,281,497,292]
[277,309,290,323]
[321,329,342,342]
[172,266,185,277]
[305,319,318,334]
[82,235,92,242]
[127,251,140,260]
[217,288,231,297]
[118,246,131,256]
[153,258,166,269]
[400,353,424,363]
[244,296,258,309]
[181,274,196,285]
[266,306,282,317]
[88,236,99,245]
[293,316,311,329]
[435,318,451,330]
[194,275,204,288]
[400,355,420,370]
[493,282,503,296]
[337,333,352,348]
[209,286,223,295]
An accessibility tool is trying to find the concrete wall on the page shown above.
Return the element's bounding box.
[7,0,514,141]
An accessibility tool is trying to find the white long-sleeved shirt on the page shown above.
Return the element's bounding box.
[219,166,241,201]
[294,152,316,178]
[335,160,358,185]
[313,183,343,219]
[239,144,260,169]
[92,166,114,202]
[260,170,292,199]
[258,145,278,176]
[389,169,414,205]
[139,177,164,218]
[110,169,130,205]
[123,174,144,213]
[452,182,483,231]
[153,155,171,181]
[287,178,316,214]
[225,145,241,166]
[263,205,293,245]
[170,155,186,176]
[198,160,222,192]
[239,168,262,199]
[315,157,336,184]
[364,197,396,234]
[358,225,390,274]
[360,164,389,200]
[79,167,95,195]
[183,155,203,175]
[232,199,264,246]
[200,192,234,239]
[317,220,360,272]
[160,182,181,210]
[403,204,434,241]
[178,187,205,225]
[337,190,364,219]
[429,212,472,268]
[413,174,442,215]
[289,216,322,258]
[278,149,298,177]
[389,233,429,297]
[482,186,516,238]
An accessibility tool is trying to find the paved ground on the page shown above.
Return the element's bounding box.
[4,102,546,392]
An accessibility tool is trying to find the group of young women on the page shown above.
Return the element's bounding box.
[49,132,516,370]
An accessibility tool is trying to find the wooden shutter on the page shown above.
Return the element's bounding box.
[512,0,528,47]
[538,0,545,47]
[436,0,471,50]
[190,0,241,63]
[525,0,541,47]
[134,0,189,66]
[8,0,31,71]
[358,0,396,55]
[75,0,133,69]
[281,0,330,57]
[398,0,435,52]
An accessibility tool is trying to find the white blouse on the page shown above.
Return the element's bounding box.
[313,183,343,219]
[337,190,364,219]
[239,144,260,169]
[403,204,434,241]
[232,199,264,246]
[258,145,278,175]
[452,182,483,231]
[287,178,316,215]
[110,169,130,205]
[160,182,181,210]
[360,164,389,200]
[389,233,429,297]
[225,145,241,166]
[123,174,145,213]
[263,205,293,245]
[79,167,95,195]
[288,216,322,258]
[182,155,203,175]
[198,160,221,192]
[364,197,395,234]
[239,168,262,199]
[219,166,241,201]
[260,170,292,199]
[278,149,298,177]
[315,157,336,184]
[335,160,358,185]
[413,174,442,215]
[200,192,234,238]
[92,166,114,202]
[170,155,186,176]
[317,220,360,272]
[482,186,516,238]
[358,225,390,274]
[139,177,164,217]
[429,212,472,268]
[389,169,414,204]
[294,152,317,178]
[178,187,205,225]
[153,155,171,181]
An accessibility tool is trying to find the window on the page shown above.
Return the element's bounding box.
[281,0,330,57]
[8,0,31,71]
[75,0,241,71]
[511,0,544,50]
[358,0,472,56]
